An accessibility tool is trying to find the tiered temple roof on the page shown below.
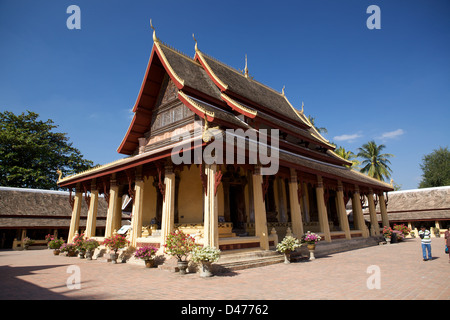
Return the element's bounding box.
[58,30,393,193]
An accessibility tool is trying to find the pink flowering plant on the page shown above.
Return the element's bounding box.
[82,238,100,252]
[134,246,158,261]
[164,230,197,262]
[383,226,393,239]
[73,233,85,252]
[301,231,321,244]
[45,234,54,244]
[393,224,410,236]
[48,238,65,250]
[102,234,129,254]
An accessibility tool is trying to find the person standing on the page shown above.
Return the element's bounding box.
[419,226,432,261]
[445,227,450,263]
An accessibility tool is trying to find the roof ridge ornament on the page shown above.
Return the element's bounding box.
[301,101,304,114]
[244,54,249,78]
[150,19,158,42]
[192,33,198,52]
[282,85,285,96]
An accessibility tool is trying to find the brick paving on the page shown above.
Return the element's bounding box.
[0,238,448,300]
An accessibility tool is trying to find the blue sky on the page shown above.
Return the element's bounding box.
[1,0,449,190]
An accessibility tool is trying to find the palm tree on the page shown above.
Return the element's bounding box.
[307,115,328,135]
[357,140,394,181]
[335,146,360,169]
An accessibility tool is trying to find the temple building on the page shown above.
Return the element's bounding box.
[0,186,110,249]
[57,26,393,256]
[363,186,450,238]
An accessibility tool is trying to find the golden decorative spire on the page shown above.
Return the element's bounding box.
[244,54,249,78]
[301,101,304,114]
[282,85,285,96]
[56,169,62,182]
[192,33,198,52]
[150,19,157,42]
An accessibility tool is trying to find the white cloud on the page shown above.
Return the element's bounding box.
[379,129,405,140]
[333,133,363,142]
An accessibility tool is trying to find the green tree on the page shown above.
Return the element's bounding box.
[418,146,450,188]
[357,140,394,181]
[335,146,360,169]
[0,110,95,189]
[307,115,328,135]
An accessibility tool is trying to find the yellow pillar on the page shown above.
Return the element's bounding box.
[203,164,219,248]
[160,164,175,251]
[316,176,331,242]
[352,185,369,238]
[367,189,380,236]
[85,182,99,238]
[130,174,145,247]
[288,168,304,238]
[68,187,82,243]
[105,177,120,238]
[336,181,351,240]
[378,192,390,228]
[252,166,269,250]
[302,182,310,223]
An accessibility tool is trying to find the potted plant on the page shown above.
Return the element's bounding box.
[83,238,100,260]
[48,238,65,255]
[276,235,301,264]
[301,231,321,260]
[73,233,86,258]
[164,230,196,274]
[45,234,53,249]
[191,245,221,277]
[22,237,34,250]
[393,224,411,240]
[134,246,158,268]
[382,226,392,243]
[60,243,77,256]
[102,234,129,263]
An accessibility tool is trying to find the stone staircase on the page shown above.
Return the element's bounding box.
[212,236,384,273]
[213,249,294,273]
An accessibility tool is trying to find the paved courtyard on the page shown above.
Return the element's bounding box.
[0,238,448,301]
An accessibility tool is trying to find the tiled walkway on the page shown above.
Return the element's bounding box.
[0,238,448,300]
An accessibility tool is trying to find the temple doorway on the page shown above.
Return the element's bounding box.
[229,184,246,233]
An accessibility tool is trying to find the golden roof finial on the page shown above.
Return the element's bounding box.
[244,54,249,78]
[282,85,285,96]
[390,179,394,186]
[301,101,304,114]
[192,33,198,52]
[56,169,62,182]
[150,19,157,42]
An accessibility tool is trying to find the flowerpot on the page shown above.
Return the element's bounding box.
[385,237,391,244]
[53,249,60,256]
[23,245,29,250]
[86,251,93,260]
[111,253,118,264]
[199,262,213,277]
[307,243,316,260]
[68,251,77,257]
[177,261,189,274]
[283,251,291,264]
[79,250,86,259]
[144,258,155,268]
